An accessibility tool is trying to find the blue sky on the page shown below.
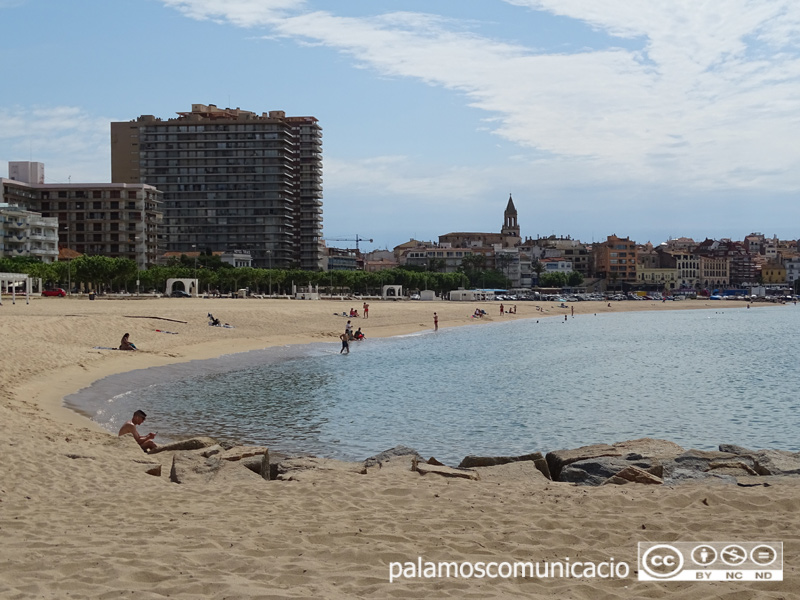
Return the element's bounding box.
[3,0,800,252]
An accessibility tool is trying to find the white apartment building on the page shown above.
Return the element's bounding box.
[0,203,59,262]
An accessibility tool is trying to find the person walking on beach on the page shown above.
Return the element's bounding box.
[340,331,350,354]
[433,312,438,331]
[500,303,504,315]
[118,410,157,452]
[363,302,369,319]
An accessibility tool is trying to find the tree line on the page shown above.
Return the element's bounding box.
[0,253,565,295]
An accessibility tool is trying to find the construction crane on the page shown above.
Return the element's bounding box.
[324,235,373,252]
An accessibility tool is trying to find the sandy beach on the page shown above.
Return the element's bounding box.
[0,295,796,599]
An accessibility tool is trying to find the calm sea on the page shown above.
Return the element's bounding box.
[66,305,800,465]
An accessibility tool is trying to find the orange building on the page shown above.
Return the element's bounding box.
[593,234,637,286]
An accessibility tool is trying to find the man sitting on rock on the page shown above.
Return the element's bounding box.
[118,409,158,452]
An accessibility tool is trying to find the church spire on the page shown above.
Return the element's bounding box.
[501,194,520,244]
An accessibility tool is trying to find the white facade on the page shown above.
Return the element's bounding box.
[0,204,59,263]
[785,257,800,284]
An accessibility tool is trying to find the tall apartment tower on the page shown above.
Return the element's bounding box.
[110,104,323,269]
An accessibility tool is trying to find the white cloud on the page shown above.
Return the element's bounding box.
[161,1,800,195]
[161,0,305,26]
[0,106,113,183]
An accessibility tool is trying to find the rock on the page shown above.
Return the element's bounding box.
[546,444,620,482]
[168,452,263,485]
[274,456,367,482]
[561,457,662,486]
[707,460,758,476]
[472,461,549,483]
[719,443,755,455]
[750,450,800,476]
[364,446,423,468]
[662,450,756,478]
[664,468,738,485]
[150,437,219,454]
[201,445,223,458]
[603,466,663,485]
[427,457,446,466]
[240,455,270,480]
[460,452,551,480]
[612,438,685,460]
[413,462,480,480]
[219,446,269,462]
[144,464,162,477]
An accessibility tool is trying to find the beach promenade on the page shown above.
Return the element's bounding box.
[0,296,796,598]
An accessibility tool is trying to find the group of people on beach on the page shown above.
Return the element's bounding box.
[347,302,370,319]
[340,319,365,354]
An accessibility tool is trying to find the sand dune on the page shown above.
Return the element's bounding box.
[0,296,795,598]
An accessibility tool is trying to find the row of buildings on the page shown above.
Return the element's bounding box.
[359,198,798,292]
[1,104,323,270]
[0,103,796,292]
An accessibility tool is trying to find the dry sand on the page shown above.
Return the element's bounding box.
[0,295,796,598]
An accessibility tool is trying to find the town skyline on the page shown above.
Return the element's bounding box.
[3,1,800,251]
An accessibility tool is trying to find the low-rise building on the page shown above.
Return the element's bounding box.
[0,203,59,262]
[593,234,637,286]
[2,162,163,269]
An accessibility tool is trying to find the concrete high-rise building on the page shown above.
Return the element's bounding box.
[2,162,163,269]
[110,103,324,270]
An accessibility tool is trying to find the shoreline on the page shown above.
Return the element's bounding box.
[19,297,779,458]
[16,296,760,439]
[2,296,798,599]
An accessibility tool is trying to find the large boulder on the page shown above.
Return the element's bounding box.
[219,446,270,480]
[546,444,620,482]
[750,450,800,476]
[168,452,264,485]
[150,437,219,454]
[603,465,663,485]
[364,446,423,468]
[716,445,800,476]
[561,456,662,485]
[546,438,683,482]
[459,452,551,480]
[662,449,756,478]
[413,460,480,481]
[613,438,685,459]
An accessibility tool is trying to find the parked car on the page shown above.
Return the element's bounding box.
[170,290,191,298]
[42,288,66,297]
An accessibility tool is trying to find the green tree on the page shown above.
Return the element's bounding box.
[567,271,584,287]
[540,272,568,288]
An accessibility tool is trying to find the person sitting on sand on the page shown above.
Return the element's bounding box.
[118,410,157,452]
[119,333,137,351]
[354,327,364,340]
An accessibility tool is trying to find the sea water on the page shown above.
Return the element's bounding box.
[66,305,800,465]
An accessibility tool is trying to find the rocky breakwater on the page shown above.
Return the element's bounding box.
[543,438,800,486]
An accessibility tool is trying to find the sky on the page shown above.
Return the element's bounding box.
[2,0,800,252]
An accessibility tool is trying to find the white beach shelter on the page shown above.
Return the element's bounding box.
[165,278,199,297]
[0,272,34,305]
[382,285,402,299]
